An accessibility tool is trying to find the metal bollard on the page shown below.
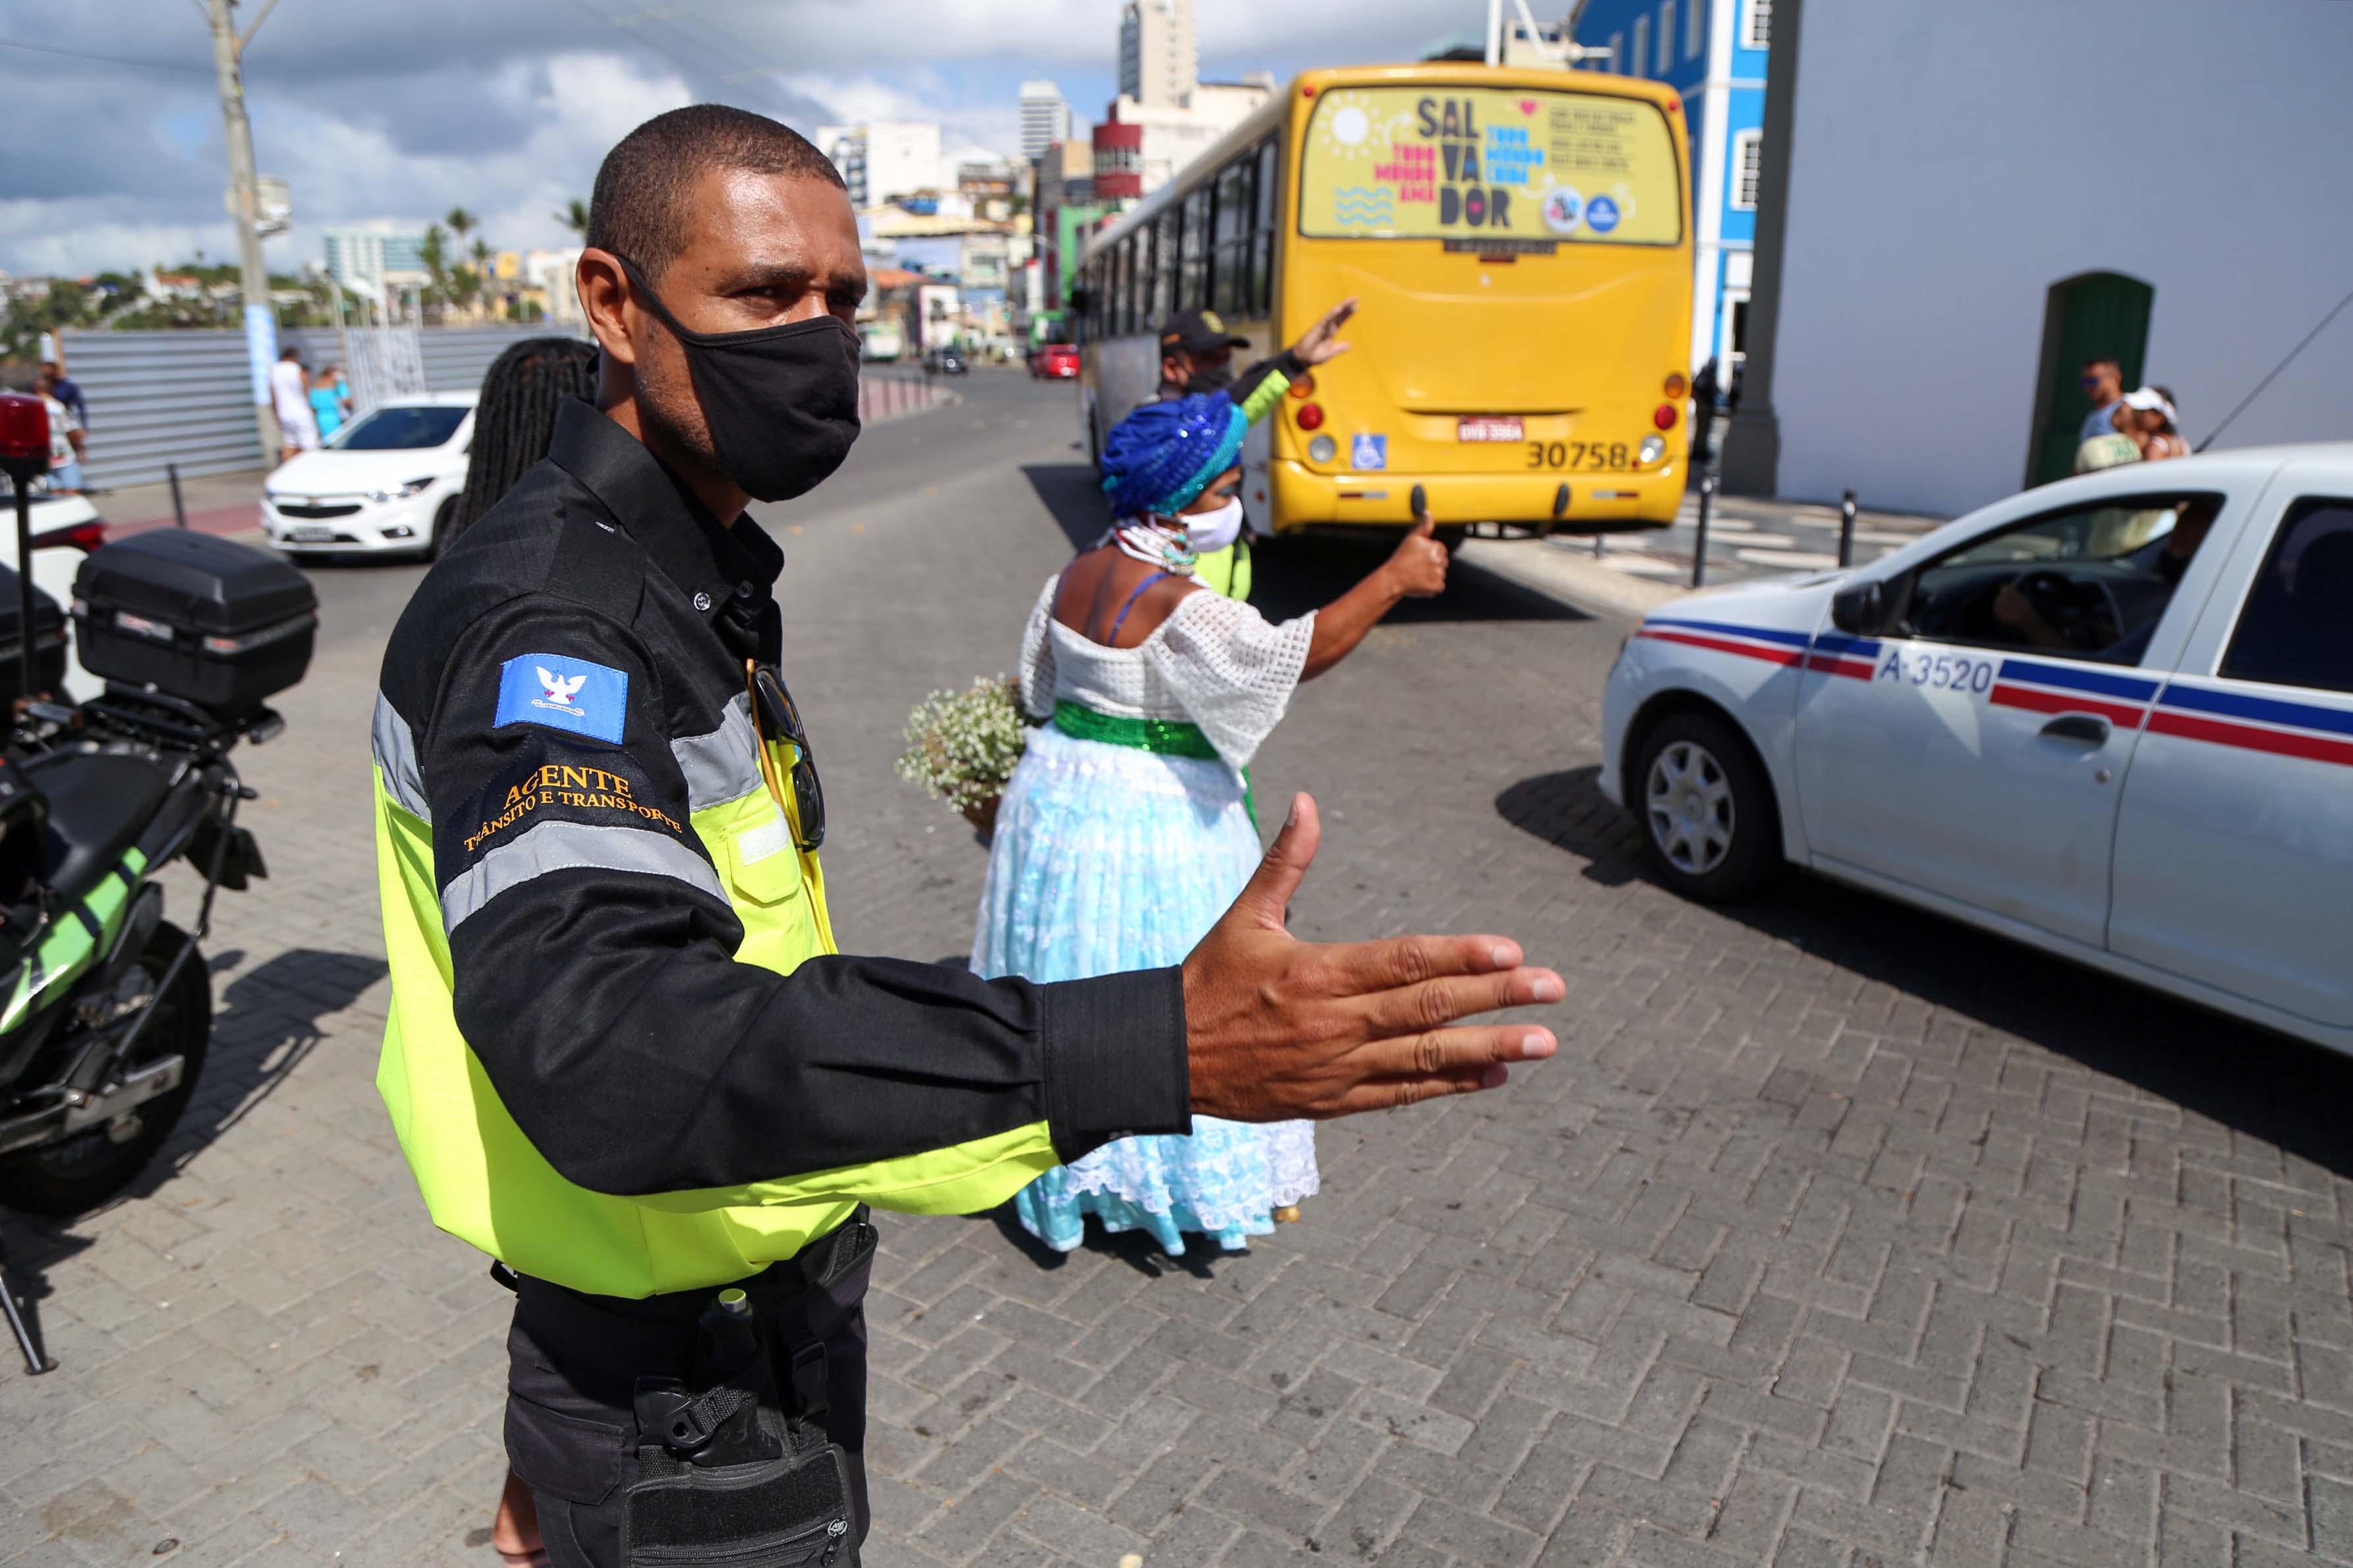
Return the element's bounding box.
[169,461,188,528]
[1838,489,1857,567]
[1691,471,1716,588]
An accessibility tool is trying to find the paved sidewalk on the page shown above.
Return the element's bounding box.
[3,375,2346,1568]
[1553,490,1946,597]
[92,468,269,540]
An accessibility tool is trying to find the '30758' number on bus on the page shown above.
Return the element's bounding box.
[1527,441,1631,470]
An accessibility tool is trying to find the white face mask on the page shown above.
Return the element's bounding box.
[1183,494,1245,555]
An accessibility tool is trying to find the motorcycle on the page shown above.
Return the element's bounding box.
[0,686,283,1374]
[0,481,314,1374]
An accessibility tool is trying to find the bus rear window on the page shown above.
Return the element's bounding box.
[1298,86,1682,246]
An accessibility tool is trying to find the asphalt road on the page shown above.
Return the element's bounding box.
[3,370,2347,1568]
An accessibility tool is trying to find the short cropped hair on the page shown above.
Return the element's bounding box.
[586,105,846,281]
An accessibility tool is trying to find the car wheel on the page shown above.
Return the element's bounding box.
[424,497,457,561]
[1632,710,1781,901]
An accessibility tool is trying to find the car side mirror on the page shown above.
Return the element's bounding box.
[1830,579,1885,634]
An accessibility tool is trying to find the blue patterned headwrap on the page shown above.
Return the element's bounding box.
[1099,393,1250,518]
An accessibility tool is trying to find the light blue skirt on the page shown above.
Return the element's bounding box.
[972,723,1317,1254]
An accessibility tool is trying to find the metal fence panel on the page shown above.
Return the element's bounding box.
[56,331,264,490]
[421,325,591,396]
[59,323,592,491]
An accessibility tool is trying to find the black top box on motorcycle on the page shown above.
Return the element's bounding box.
[0,568,69,703]
[72,531,316,717]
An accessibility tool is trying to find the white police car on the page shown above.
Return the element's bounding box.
[1601,444,2352,1055]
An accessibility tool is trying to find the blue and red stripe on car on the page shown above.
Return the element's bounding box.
[1635,614,2353,768]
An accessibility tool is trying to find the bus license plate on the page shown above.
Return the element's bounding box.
[1458,416,1523,443]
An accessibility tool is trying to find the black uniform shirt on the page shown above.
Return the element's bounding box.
[375,397,1190,1198]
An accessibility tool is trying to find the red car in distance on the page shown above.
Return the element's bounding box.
[1030,343,1080,379]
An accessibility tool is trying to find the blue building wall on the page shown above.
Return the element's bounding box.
[1572,0,1769,370]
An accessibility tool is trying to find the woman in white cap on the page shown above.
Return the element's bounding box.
[2126,386,2189,462]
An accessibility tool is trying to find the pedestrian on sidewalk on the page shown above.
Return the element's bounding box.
[308,364,352,442]
[268,347,317,461]
[2128,386,2189,461]
[2078,355,2128,443]
[32,366,84,493]
[39,360,87,431]
[1689,356,1722,467]
[975,393,1454,1258]
[372,103,1560,1568]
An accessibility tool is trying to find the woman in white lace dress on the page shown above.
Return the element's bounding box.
[972,392,1449,1254]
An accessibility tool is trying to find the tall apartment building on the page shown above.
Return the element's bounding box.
[321,224,428,293]
[817,121,950,206]
[1118,0,1197,109]
[1019,80,1075,161]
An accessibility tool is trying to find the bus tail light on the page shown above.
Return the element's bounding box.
[1308,434,1338,464]
[1663,372,1687,399]
[1297,402,1325,430]
[1288,372,1315,399]
[1653,403,1678,430]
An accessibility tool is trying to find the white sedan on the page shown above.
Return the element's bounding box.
[1601,443,2352,1055]
[261,392,476,559]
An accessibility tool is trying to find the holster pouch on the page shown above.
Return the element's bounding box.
[619,1423,855,1567]
[617,1213,876,1568]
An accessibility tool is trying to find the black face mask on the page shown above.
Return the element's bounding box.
[1183,362,1235,395]
[615,255,862,503]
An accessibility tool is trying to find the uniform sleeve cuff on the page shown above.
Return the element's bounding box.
[1039,967,1191,1161]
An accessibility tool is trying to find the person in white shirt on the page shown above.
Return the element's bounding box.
[268,348,317,461]
[33,366,84,493]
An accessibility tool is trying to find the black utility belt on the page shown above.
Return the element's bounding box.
[508,1210,878,1567]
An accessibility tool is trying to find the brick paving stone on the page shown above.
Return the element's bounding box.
[2,374,2348,1568]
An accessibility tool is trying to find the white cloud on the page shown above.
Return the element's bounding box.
[780,69,1020,160]
[0,0,1456,277]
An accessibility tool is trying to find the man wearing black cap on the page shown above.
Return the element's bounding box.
[1156,296,1357,404]
[1156,298,1357,596]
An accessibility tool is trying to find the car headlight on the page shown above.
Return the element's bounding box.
[1639,434,1666,466]
[1308,434,1338,464]
[366,477,436,503]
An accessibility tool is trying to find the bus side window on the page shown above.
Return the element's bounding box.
[1129,222,1148,337]
[1214,159,1251,319]
[1156,211,1181,323]
[1252,138,1278,320]
[1183,187,1212,310]
[1117,237,1137,336]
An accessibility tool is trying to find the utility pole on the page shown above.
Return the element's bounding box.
[206,0,281,461]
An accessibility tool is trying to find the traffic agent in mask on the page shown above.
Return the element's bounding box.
[372,104,1560,1568]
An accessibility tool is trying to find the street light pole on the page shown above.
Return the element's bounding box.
[206,0,281,462]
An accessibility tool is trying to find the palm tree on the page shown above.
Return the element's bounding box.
[469,238,497,321]
[418,223,450,322]
[557,198,590,237]
[445,206,478,247]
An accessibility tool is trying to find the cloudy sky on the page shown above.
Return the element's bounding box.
[0,0,1475,278]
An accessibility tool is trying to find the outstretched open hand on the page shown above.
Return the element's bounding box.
[1181,794,1561,1121]
[1290,298,1359,368]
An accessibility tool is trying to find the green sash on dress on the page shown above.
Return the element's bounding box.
[1052,700,1256,828]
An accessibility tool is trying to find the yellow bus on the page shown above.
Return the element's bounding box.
[1075,63,1694,538]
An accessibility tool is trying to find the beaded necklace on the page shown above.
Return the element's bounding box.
[1108,516,1197,575]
